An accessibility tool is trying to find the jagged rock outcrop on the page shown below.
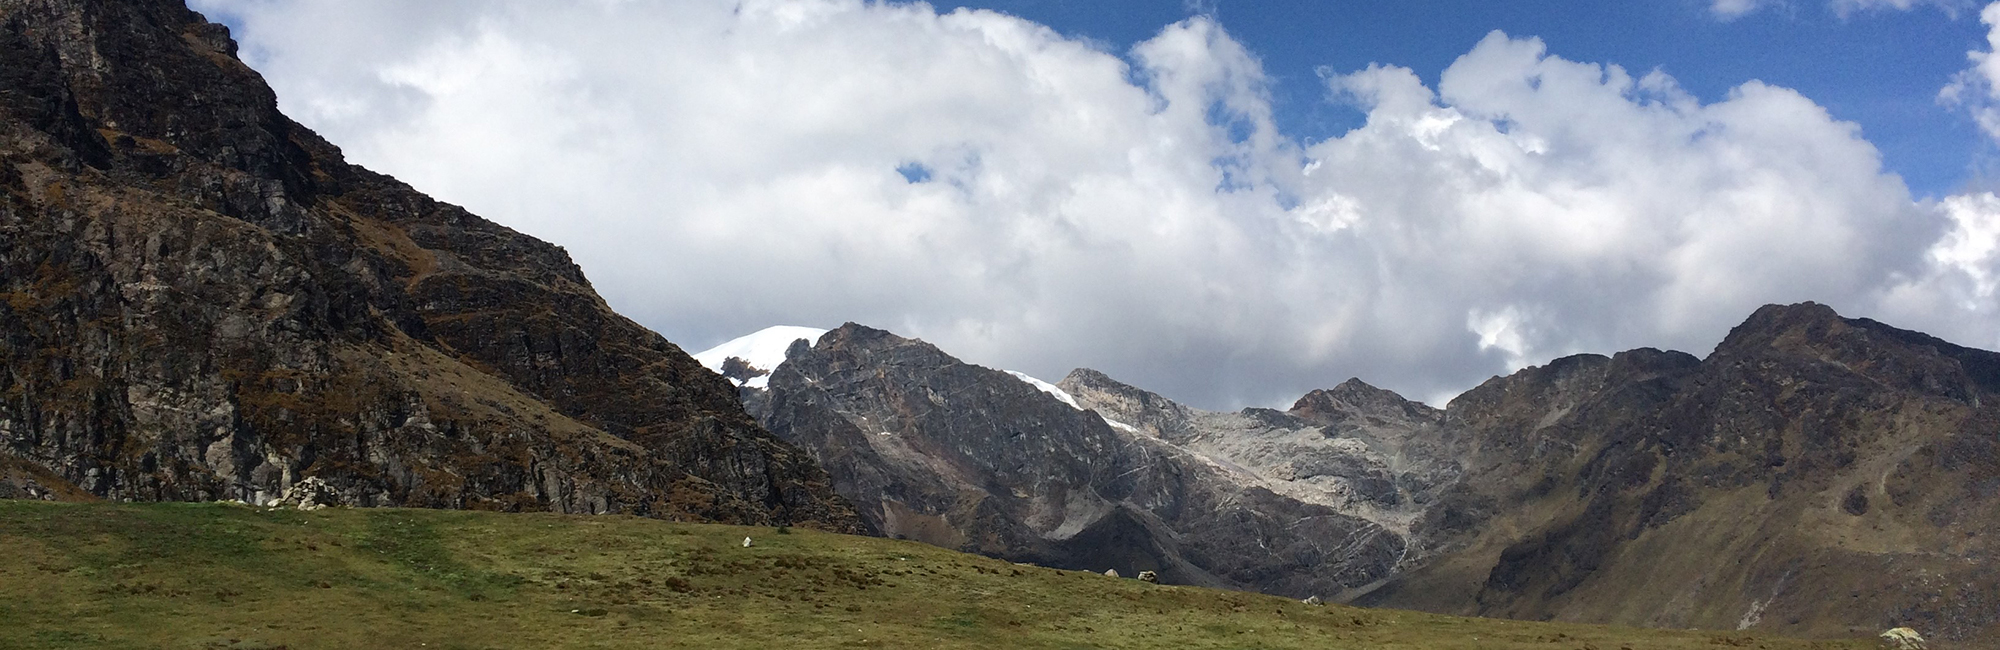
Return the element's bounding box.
[743,324,1405,598]
[0,0,857,531]
[1363,302,2000,645]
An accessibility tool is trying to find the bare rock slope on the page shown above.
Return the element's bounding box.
[0,0,857,530]
[1057,369,1466,566]
[743,323,1428,599]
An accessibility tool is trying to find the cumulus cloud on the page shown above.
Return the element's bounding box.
[1296,34,1951,378]
[194,0,1997,408]
[1880,194,2000,337]
[1942,3,2000,142]
[1932,194,2000,298]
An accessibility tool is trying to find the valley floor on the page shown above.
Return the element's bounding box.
[0,501,1869,650]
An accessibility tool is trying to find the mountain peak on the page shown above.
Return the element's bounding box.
[1057,368,1194,439]
[1709,302,2000,399]
[1059,367,1141,395]
[1057,368,1186,414]
[1290,378,1442,429]
[1714,302,1844,351]
[692,325,829,388]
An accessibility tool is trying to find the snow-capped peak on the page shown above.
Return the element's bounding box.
[693,325,829,389]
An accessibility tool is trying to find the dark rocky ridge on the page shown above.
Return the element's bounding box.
[744,323,1407,598]
[0,0,858,530]
[1364,302,2000,645]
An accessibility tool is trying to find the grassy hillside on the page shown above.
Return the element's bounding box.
[0,501,1870,650]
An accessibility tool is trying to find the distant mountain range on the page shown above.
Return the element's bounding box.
[698,303,2000,645]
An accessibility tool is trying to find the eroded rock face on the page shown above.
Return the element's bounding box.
[0,0,857,531]
[744,324,1404,598]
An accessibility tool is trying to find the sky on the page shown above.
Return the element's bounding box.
[190,0,2000,409]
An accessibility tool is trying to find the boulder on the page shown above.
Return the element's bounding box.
[269,477,338,511]
[1878,627,1925,650]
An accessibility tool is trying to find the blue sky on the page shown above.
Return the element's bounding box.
[198,0,2000,408]
[950,0,1988,199]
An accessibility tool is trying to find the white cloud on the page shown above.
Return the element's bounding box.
[1878,194,2000,350]
[1880,194,2000,347]
[1831,0,1974,16]
[1933,194,2000,298]
[1711,0,1771,20]
[1942,2,2000,143]
[1292,31,1945,388]
[1711,0,1971,18]
[193,1,1997,408]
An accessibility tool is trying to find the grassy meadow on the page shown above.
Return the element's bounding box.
[0,500,1871,649]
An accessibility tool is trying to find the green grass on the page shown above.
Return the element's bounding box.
[0,501,1869,649]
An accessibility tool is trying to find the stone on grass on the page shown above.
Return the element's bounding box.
[1136,570,1158,583]
[1878,628,1925,650]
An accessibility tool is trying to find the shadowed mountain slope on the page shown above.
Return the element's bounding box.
[0,0,857,530]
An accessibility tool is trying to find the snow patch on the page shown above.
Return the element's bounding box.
[1006,370,1141,432]
[1005,370,1081,409]
[693,325,829,389]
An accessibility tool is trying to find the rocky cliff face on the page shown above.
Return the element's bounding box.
[0,0,857,530]
[743,324,1407,598]
[1056,369,1464,570]
[1363,302,2000,645]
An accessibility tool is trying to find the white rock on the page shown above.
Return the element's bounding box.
[1879,627,1926,650]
